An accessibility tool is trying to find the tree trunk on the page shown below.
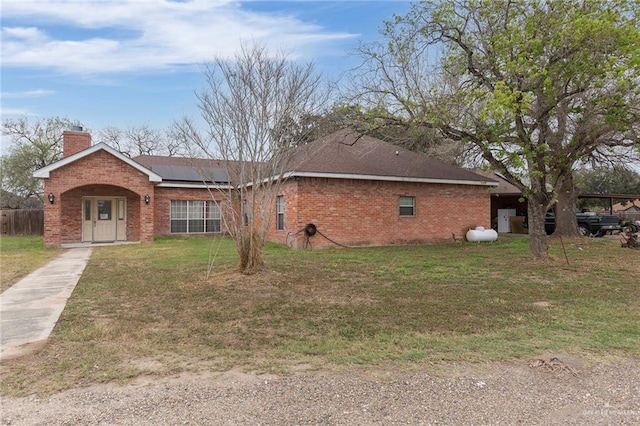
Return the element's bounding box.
[528,196,549,261]
[238,230,265,274]
[552,173,580,238]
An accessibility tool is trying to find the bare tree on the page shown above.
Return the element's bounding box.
[280,104,466,165]
[96,124,185,157]
[175,43,330,274]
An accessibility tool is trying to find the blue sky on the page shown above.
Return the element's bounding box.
[1,0,412,135]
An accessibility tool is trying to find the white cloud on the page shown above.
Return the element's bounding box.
[1,89,56,99]
[1,0,357,74]
[2,26,47,41]
[0,107,38,117]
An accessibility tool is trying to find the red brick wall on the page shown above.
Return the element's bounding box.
[61,185,141,242]
[63,131,92,157]
[266,181,300,246]
[43,150,155,246]
[42,149,491,249]
[267,177,491,248]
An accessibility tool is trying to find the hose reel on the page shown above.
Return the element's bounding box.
[304,223,317,237]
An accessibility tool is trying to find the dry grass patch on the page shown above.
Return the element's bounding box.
[1,235,639,396]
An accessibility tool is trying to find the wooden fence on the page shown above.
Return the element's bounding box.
[1,209,44,236]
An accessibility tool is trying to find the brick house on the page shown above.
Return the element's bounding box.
[34,128,496,248]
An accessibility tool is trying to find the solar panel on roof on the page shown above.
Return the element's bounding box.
[151,165,229,183]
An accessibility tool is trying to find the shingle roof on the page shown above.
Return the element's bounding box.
[290,129,495,185]
[473,170,522,195]
[613,199,640,211]
[130,129,496,187]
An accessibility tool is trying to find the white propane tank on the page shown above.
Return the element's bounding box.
[466,226,498,242]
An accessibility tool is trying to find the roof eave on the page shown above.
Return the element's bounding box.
[285,171,499,187]
[156,182,233,189]
[33,143,163,183]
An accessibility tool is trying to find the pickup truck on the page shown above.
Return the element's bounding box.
[545,212,620,237]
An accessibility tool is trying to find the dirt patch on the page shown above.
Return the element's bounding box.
[1,340,49,361]
[2,358,639,425]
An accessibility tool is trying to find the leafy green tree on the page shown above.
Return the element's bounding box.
[1,117,83,208]
[574,166,640,210]
[353,0,640,260]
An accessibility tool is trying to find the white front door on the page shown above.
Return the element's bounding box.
[82,197,125,242]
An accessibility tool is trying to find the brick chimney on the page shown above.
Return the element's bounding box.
[63,127,92,157]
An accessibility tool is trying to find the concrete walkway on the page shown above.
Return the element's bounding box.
[0,248,92,361]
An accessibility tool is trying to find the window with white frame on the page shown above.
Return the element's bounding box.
[399,196,415,216]
[276,195,285,230]
[205,201,221,233]
[171,200,221,233]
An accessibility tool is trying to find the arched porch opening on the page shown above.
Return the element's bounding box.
[60,184,143,244]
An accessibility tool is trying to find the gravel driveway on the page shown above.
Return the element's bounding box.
[2,358,639,425]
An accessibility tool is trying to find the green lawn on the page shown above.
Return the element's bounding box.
[1,234,638,396]
[0,236,61,293]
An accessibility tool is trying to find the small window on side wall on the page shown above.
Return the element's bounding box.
[399,196,415,216]
[276,195,285,230]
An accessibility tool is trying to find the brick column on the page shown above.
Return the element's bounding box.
[43,186,61,247]
[139,189,155,243]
